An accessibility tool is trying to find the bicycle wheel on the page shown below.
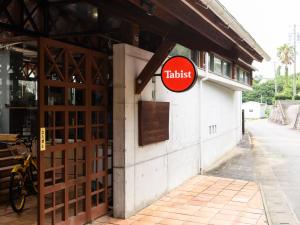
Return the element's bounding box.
[9,171,26,213]
[28,163,38,194]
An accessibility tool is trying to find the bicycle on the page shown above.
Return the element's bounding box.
[8,136,38,213]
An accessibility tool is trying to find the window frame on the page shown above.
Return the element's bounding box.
[208,53,232,78]
[236,66,251,85]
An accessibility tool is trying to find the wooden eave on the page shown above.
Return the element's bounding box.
[148,0,263,64]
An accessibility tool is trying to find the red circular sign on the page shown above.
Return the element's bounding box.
[161,56,197,92]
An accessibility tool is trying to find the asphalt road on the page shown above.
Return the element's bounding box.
[247,119,300,224]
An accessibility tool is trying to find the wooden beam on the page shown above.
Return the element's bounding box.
[170,25,238,61]
[120,21,140,47]
[0,22,42,36]
[184,0,263,62]
[87,0,169,36]
[0,35,35,45]
[135,36,175,94]
[151,0,233,50]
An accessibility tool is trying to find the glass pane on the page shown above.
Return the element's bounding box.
[55,111,65,127]
[68,186,76,200]
[78,199,85,213]
[77,147,86,160]
[77,128,85,142]
[92,90,104,106]
[45,87,65,105]
[68,88,85,105]
[78,111,85,125]
[45,111,54,127]
[78,183,85,197]
[222,61,231,77]
[69,112,76,126]
[68,203,76,217]
[214,57,222,74]
[54,150,64,166]
[0,51,38,137]
[69,128,75,143]
[92,111,97,124]
[169,44,192,59]
[55,129,65,144]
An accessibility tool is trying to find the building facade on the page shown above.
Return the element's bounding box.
[0,0,270,224]
[113,44,247,217]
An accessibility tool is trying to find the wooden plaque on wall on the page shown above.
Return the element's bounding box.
[138,101,170,146]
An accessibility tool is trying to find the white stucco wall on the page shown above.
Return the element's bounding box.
[201,81,242,168]
[113,44,242,218]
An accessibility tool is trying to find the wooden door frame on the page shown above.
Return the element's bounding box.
[37,37,108,225]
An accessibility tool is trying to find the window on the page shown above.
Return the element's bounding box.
[208,54,232,77]
[209,54,214,71]
[169,44,199,66]
[169,44,192,59]
[237,66,250,84]
[214,57,222,75]
[0,51,38,136]
[222,61,232,77]
[209,124,217,135]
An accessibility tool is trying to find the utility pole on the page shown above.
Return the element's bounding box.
[274,61,278,95]
[293,24,297,100]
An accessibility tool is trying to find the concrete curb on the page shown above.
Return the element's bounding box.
[247,131,254,149]
[249,131,300,225]
[258,183,272,225]
[247,132,272,225]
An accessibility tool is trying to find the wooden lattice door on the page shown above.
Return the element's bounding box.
[38,38,108,225]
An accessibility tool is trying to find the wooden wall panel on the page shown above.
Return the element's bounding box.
[138,101,169,146]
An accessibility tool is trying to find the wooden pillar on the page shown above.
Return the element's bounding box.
[199,51,206,69]
[11,0,23,26]
[232,61,236,80]
[250,71,253,86]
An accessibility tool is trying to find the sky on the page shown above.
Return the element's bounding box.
[219,0,300,78]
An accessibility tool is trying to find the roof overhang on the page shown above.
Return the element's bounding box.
[237,58,258,71]
[158,0,270,63]
[199,0,270,61]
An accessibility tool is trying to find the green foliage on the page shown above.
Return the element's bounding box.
[265,107,271,117]
[274,94,292,100]
[277,44,294,66]
[245,44,297,104]
[243,79,275,105]
[243,73,300,105]
[277,44,294,80]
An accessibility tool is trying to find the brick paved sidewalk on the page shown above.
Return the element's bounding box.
[94,175,268,225]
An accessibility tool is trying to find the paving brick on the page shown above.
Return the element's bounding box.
[0,175,267,225]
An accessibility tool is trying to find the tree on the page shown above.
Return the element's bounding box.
[277,44,294,82]
[243,78,275,105]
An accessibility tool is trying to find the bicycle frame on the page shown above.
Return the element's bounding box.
[11,153,37,174]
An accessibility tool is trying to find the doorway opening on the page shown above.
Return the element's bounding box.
[0,38,113,225]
